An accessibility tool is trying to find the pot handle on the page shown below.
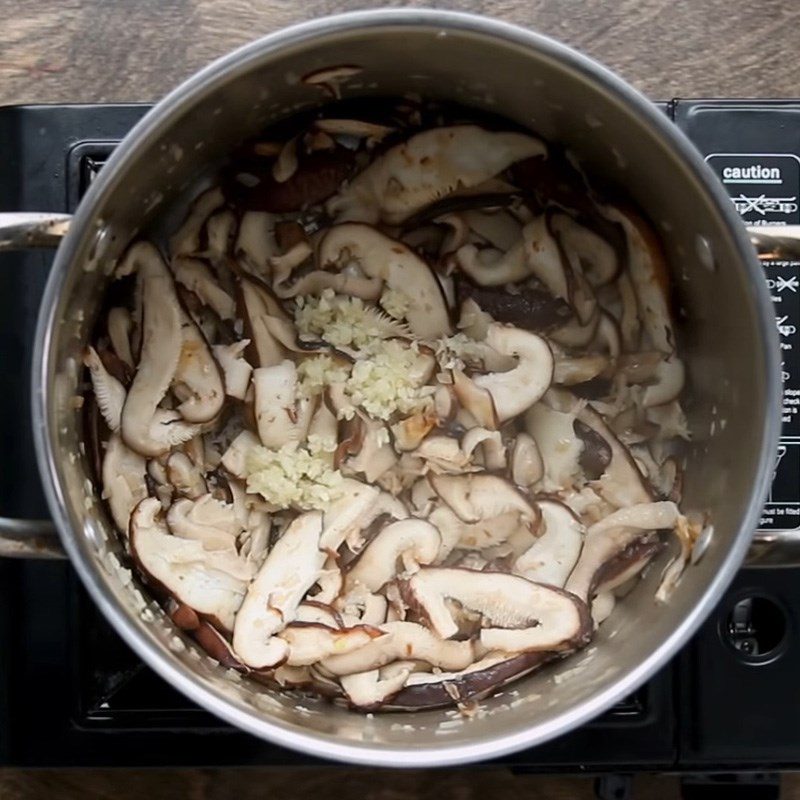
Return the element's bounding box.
[0,518,65,559]
[746,225,800,261]
[0,213,71,558]
[0,213,72,251]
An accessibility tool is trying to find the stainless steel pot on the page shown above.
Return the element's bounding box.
[0,9,790,766]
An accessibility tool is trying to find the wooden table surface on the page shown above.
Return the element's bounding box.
[0,0,799,106]
[1,0,799,797]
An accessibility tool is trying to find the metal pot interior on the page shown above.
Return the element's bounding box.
[36,12,778,765]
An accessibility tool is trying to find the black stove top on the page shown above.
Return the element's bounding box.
[1,101,799,776]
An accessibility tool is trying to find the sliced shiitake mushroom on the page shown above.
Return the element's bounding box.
[328,125,545,224]
[385,651,551,710]
[220,430,259,480]
[429,506,524,560]
[84,345,126,431]
[641,356,685,408]
[227,148,355,213]
[169,188,225,257]
[565,501,679,601]
[301,64,363,98]
[165,451,207,500]
[107,306,135,369]
[603,205,674,354]
[193,622,249,672]
[429,473,537,525]
[399,567,590,650]
[173,257,237,320]
[550,213,620,287]
[524,401,583,489]
[451,368,499,430]
[102,433,148,535]
[576,405,654,507]
[510,432,544,487]
[307,223,452,339]
[278,622,382,667]
[344,518,441,593]
[166,493,241,550]
[318,478,400,552]
[340,668,410,711]
[172,310,225,423]
[471,324,554,422]
[514,499,585,588]
[232,510,325,669]
[454,279,572,333]
[130,498,253,632]
[252,360,301,448]
[119,243,202,457]
[341,415,397,483]
[235,211,277,275]
[212,341,253,401]
[321,621,474,676]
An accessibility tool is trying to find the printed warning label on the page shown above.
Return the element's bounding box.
[706,153,800,225]
[706,152,800,530]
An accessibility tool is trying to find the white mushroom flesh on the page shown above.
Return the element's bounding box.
[315,224,451,338]
[400,568,589,649]
[119,243,201,456]
[345,518,441,593]
[327,125,545,224]
[472,324,554,422]
[165,451,207,499]
[279,623,379,667]
[101,433,148,535]
[252,360,301,449]
[430,473,536,524]
[107,307,134,368]
[130,498,251,632]
[166,494,242,551]
[84,346,126,431]
[169,188,225,257]
[514,500,585,588]
[322,621,474,675]
[212,341,254,400]
[173,257,236,320]
[232,511,325,668]
[173,311,225,423]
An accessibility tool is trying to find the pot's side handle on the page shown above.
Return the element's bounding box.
[0,213,70,558]
[746,225,800,261]
[0,518,64,559]
[0,213,72,251]
[746,225,800,566]
[747,533,800,568]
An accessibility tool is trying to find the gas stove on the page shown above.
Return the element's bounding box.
[1,101,799,786]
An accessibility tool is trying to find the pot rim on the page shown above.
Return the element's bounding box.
[31,8,781,767]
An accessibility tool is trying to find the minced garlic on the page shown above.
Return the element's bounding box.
[297,354,351,398]
[245,438,342,510]
[434,333,487,371]
[379,287,412,320]
[293,292,434,420]
[345,339,434,420]
[294,289,406,351]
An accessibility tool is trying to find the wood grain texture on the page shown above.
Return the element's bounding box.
[0,0,799,106]
[0,769,685,800]
[1,769,800,800]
